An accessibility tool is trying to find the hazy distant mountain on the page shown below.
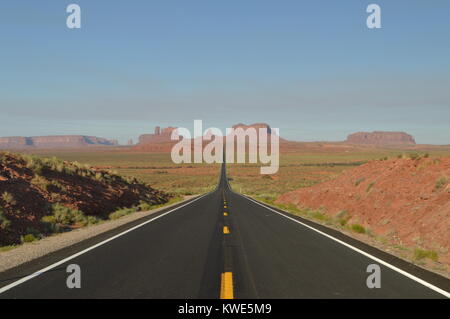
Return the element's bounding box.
[345,131,416,146]
[0,135,119,149]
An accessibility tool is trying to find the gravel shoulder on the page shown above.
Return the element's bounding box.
[0,196,197,273]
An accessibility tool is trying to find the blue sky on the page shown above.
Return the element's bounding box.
[1,1,449,144]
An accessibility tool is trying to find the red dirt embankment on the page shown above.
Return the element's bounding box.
[277,157,450,263]
[0,152,170,246]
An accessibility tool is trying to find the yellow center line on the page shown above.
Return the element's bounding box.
[220,272,234,299]
[223,226,230,234]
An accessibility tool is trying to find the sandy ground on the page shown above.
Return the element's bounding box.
[0,196,197,273]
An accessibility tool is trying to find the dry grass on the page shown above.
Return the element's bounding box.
[21,150,220,196]
[227,148,450,199]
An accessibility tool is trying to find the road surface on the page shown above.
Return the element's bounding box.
[0,163,448,299]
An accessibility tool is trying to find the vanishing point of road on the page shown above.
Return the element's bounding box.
[0,163,449,299]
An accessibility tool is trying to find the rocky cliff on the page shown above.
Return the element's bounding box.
[232,123,272,134]
[346,131,416,146]
[133,126,179,152]
[138,126,178,145]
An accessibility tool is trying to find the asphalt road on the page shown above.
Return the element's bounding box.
[0,164,448,299]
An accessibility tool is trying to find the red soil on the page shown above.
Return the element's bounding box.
[0,153,170,246]
[277,157,450,263]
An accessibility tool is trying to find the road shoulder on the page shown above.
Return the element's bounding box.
[0,195,198,274]
[236,192,450,296]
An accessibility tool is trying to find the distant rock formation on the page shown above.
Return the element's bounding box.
[133,123,289,152]
[232,123,272,134]
[138,126,178,145]
[230,123,289,145]
[346,131,416,146]
[133,126,179,152]
[0,136,118,149]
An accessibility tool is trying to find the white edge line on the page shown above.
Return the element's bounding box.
[0,192,210,295]
[240,194,450,298]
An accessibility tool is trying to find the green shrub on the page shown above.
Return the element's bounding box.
[138,201,154,211]
[22,234,37,243]
[1,192,16,206]
[51,204,90,226]
[31,175,51,191]
[51,180,66,191]
[56,162,67,173]
[335,210,349,226]
[409,153,420,160]
[338,218,348,226]
[414,248,438,262]
[50,192,64,202]
[94,172,104,182]
[435,177,447,191]
[41,215,59,233]
[25,227,41,237]
[0,208,11,229]
[24,155,45,174]
[366,182,375,193]
[351,224,366,234]
[41,209,99,232]
[86,216,101,226]
[41,215,56,224]
[307,210,330,222]
[31,173,66,193]
[79,170,86,177]
[108,207,139,220]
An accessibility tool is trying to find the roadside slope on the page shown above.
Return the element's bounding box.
[0,152,170,247]
[277,157,450,267]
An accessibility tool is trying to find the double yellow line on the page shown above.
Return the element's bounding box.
[220,272,234,299]
[220,194,234,299]
[223,200,230,234]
